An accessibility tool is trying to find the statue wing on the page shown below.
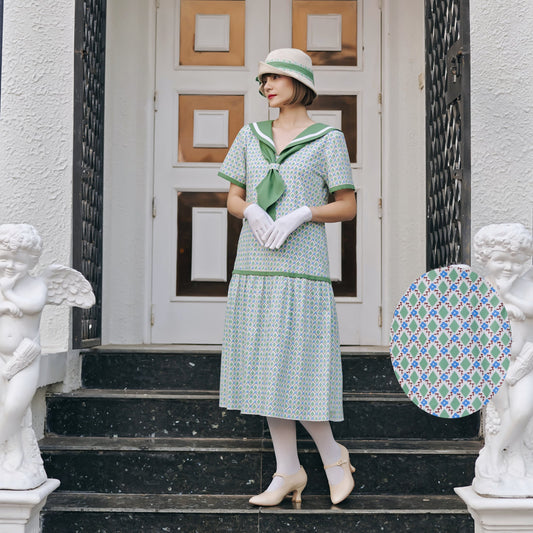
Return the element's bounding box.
[42,265,96,308]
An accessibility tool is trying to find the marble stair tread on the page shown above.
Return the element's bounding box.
[39,435,481,454]
[44,492,470,514]
[46,390,480,440]
[42,494,474,532]
[40,435,478,495]
[89,345,390,354]
[81,349,401,393]
[49,389,408,400]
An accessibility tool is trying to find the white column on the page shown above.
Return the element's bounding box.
[0,479,59,533]
[470,1,533,255]
[456,486,533,533]
[0,1,75,353]
[103,0,156,344]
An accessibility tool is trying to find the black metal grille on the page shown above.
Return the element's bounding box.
[72,0,106,347]
[425,0,471,269]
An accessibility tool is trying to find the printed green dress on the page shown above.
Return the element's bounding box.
[218,121,354,421]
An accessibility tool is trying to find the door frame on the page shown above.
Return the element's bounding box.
[150,0,383,345]
[101,0,427,346]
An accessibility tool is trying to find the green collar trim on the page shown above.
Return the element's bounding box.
[251,121,276,152]
[284,123,337,150]
[251,121,337,156]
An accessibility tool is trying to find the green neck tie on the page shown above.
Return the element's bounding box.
[250,121,336,219]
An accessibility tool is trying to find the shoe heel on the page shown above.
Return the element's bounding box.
[291,483,306,503]
[350,464,355,473]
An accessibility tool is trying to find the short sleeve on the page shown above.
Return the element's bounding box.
[323,130,355,192]
[218,126,248,189]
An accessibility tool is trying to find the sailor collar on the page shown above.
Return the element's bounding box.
[250,121,337,218]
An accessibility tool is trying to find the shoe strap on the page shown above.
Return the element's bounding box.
[272,467,301,479]
[324,457,348,470]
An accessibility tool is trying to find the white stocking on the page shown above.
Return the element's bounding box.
[266,417,301,491]
[300,420,344,485]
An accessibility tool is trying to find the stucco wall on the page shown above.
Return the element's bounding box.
[102,0,156,344]
[0,0,75,352]
[470,0,533,269]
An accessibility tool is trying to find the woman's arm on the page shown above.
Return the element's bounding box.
[228,184,356,222]
[309,189,356,222]
[226,184,249,219]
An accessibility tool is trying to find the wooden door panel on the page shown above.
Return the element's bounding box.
[178,94,244,163]
[292,0,358,66]
[308,95,358,163]
[179,0,246,66]
[176,192,240,296]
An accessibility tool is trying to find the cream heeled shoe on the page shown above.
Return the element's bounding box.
[324,444,356,504]
[249,466,307,506]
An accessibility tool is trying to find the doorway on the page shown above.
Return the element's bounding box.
[151,0,382,344]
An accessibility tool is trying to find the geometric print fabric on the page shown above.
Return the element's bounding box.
[218,125,355,421]
[390,265,511,418]
[218,125,354,280]
[220,273,344,421]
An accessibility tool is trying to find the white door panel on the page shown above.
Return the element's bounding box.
[152,0,382,345]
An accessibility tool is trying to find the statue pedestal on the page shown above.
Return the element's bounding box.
[456,485,533,532]
[0,479,59,533]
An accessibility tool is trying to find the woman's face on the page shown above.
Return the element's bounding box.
[262,74,294,108]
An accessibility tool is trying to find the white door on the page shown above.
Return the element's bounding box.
[151,0,382,345]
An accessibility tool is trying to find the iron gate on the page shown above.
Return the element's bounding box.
[425,0,471,269]
[72,0,106,347]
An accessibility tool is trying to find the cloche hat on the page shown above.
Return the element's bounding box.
[257,48,316,97]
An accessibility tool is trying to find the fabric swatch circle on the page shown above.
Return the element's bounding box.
[390,265,511,418]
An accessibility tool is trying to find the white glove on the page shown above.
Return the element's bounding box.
[244,203,274,245]
[263,206,312,249]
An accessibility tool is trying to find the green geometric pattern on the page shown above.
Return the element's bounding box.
[390,265,511,418]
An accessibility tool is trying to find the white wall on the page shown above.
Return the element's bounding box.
[102,0,156,344]
[470,0,533,270]
[0,0,75,353]
[0,0,77,437]
[381,0,426,343]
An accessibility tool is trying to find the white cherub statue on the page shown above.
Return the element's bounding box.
[472,222,533,497]
[0,223,95,489]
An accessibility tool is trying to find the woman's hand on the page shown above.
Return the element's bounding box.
[263,206,312,249]
[244,204,274,245]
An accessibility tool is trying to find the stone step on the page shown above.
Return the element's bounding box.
[46,390,480,440]
[39,436,480,496]
[81,349,402,393]
[42,492,474,532]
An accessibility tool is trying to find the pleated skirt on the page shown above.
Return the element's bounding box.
[219,273,344,421]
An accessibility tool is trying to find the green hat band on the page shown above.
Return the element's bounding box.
[265,60,314,83]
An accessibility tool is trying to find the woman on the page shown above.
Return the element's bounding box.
[218,48,357,506]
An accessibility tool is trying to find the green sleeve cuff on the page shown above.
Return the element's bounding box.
[329,184,356,193]
[219,171,246,189]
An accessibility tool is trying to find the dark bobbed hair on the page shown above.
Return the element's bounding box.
[289,78,317,106]
[260,75,317,106]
